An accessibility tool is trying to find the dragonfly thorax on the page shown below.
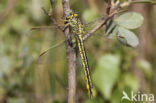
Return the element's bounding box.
[65,11,86,35]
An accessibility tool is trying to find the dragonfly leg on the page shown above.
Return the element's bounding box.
[63,22,71,31]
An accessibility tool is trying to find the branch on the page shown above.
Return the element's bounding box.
[83,0,129,41]
[42,1,76,102]
[106,0,112,14]
[41,7,63,31]
[83,11,118,40]
[62,0,76,103]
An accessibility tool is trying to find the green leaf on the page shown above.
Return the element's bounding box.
[115,12,144,29]
[123,73,139,91]
[105,19,118,38]
[136,59,152,79]
[117,26,139,47]
[111,88,131,103]
[92,54,120,99]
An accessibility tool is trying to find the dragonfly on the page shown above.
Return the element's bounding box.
[26,9,108,97]
[64,11,94,96]
[25,7,140,97]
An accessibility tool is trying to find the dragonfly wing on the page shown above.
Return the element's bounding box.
[84,15,107,31]
[25,26,65,65]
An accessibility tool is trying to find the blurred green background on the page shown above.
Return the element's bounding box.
[0,0,156,103]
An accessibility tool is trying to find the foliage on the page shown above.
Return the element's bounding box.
[105,12,144,47]
[92,54,121,99]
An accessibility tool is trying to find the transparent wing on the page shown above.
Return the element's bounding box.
[84,15,107,33]
[24,26,66,65]
[23,12,136,67]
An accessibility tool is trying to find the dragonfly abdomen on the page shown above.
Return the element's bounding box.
[76,34,93,96]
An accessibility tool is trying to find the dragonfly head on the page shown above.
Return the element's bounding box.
[73,12,78,18]
[66,10,79,20]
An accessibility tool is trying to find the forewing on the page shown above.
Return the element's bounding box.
[25,26,65,65]
[84,15,107,34]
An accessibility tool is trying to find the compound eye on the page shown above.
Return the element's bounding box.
[74,13,78,17]
[67,15,71,19]
[74,12,78,17]
[66,12,71,19]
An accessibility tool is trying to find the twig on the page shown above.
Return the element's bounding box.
[106,0,112,14]
[83,1,130,41]
[83,10,118,40]
[42,2,76,102]
[62,0,76,103]
[41,7,63,31]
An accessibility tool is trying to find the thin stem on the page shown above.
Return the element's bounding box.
[83,11,118,41]
[62,0,76,103]
[41,7,63,31]
[106,0,112,14]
